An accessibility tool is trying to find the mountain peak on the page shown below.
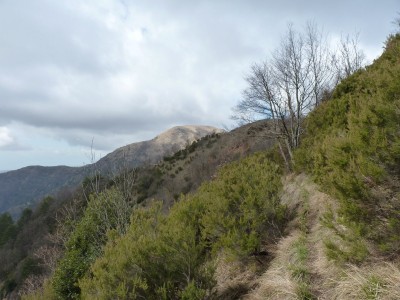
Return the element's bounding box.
[0,124,223,217]
[153,125,223,145]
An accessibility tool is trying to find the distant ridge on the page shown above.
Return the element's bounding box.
[0,125,222,217]
[95,125,223,174]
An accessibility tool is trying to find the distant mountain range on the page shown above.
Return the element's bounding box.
[0,125,222,217]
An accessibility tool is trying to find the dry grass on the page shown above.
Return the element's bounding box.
[243,231,302,300]
[216,174,400,299]
[244,174,343,299]
[328,262,400,300]
[213,254,265,299]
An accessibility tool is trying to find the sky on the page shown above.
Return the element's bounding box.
[0,0,398,171]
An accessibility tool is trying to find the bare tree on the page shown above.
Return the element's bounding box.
[233,22,364,169]
[305,22,333,106]
[332,33,365,84]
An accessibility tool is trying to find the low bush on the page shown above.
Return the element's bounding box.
[79,151,287,299]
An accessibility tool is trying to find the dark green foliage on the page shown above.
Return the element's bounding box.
[81,174,109,198]
[80,201,213,300]
[162,133,220,164]
[0,213,16,247]
[0,191,67,298]
[295,34,400,259]
[199,152,285,258]
[79,151,286,299]
[17,208,33,230]
[2,278,17,295]
[38,196,54,215]
[21,257,42,280]
[52,188,131,299]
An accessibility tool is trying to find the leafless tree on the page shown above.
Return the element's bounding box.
[233,22,364,169]
[305,22,333,106]
[18,274,47,297]
[332,33,365,84]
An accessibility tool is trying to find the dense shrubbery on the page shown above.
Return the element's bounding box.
[0,213,16,247]
[0,195,62,298]
[295,34,400,259]
[79,152,286,299]
[52,188,132,299]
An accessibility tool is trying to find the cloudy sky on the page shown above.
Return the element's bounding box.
[0,0,398,170]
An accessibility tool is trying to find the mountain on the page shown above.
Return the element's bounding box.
[3,31,400,300]
[94,125,223,174]
[10,34,399,300]
[0,166,84,217]
[0,120,275,299]
[0,125,222,217]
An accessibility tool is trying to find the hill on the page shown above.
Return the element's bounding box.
[0,121,275,298]
[0,125,221,217]
[94,125,223,174]
[2,34,400,300]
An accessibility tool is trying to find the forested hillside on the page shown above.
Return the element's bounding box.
[0,122,274,299]
[0,126,220,218]
[1,31,400,300]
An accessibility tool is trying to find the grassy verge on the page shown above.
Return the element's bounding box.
[288,189,315,300]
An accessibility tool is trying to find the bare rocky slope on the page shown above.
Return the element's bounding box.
[0,125,221,217]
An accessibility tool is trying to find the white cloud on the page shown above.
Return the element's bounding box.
[0,0,398,169]
[0,126,30,151]
[0,127,13,148]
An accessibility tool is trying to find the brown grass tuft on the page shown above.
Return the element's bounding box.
[331,263,400,300]
[243,231,302,299]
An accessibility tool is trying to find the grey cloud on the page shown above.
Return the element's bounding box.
[0,2,132,96]
[0,0,398,162]
[0,143,31,152]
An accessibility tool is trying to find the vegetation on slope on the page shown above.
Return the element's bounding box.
[0,124,272,298]
[0,197,62,299]
[55,152,286,299]
[295,33,400,260]
[4,27,400,300]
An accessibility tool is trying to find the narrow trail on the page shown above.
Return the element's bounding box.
[303,178,337,299]
[242,174,338,300]
[242,174,400,299]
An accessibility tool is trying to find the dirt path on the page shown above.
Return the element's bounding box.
[242,174,338,299]
[242,174,400,300]
[217,173,400,299]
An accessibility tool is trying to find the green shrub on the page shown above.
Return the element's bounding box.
[199,152,286,258]
[21,257,42,280]
[80,201,213,300]
[52,188,130,299]
[0,213,16,247]
[80,151,286,298]
[38,196,54,215]
[295,35,400,259]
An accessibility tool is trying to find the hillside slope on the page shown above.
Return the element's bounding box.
[240,34,400,299]
[295,34,400,259]
[0,166,83,216]
[0,125,221,217]
[6,33,400,300]
[240,175,400,299]
[94,125,223,174]
[0,121,274,298]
